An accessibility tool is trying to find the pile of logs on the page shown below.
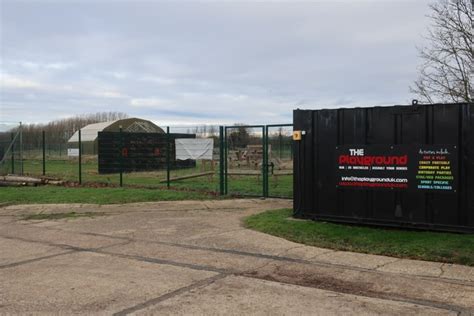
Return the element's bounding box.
[0,175,64,187]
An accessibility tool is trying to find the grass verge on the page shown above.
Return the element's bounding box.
[244,209,474,266]
[0,186,216,205]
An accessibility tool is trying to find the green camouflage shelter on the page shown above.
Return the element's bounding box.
[67,118,164,155]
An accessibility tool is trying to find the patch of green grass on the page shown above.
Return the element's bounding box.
[18,158,293,198]
[244,209,474,266]
[226,174,292,197]
[0,186,216,205]
[22,211,102,220]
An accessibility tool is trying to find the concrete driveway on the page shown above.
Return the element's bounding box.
[0,199,473,315]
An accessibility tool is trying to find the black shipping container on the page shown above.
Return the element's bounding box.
[293,103,474,233]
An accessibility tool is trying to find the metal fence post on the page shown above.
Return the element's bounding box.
[10,132,15,174]
[19,122,23,175]
[119,126,123,187]
[219,126,224,195]
[166,126,170,188]
[279,129,283,159]
[42,130,46,176]
[224,127,228,194]
[78,129,82,184]
[262,126,268,198]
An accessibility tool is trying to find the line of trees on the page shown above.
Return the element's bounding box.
[186,125,219,138]
[2,115,294,151]
[1,112,129,148]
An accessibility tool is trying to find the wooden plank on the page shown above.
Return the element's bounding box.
[159,171,214,183]
[227,172,261,176]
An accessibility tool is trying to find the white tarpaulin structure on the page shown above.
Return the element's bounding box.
[175,139,214,160]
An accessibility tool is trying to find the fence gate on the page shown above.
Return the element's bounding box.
[265,124,294,198]
[224,125,265,196]
[223,124,293,198]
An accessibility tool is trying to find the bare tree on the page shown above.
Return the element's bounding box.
[411,0,473,103]
[228,124,252,148]
[208,125,218,138]
[199,125,208,137]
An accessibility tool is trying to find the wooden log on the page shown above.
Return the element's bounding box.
[1,175,43,184]
[0,181,24,187]
[47,180,64,186]
[40,176,61,181]
[159,171,214,183]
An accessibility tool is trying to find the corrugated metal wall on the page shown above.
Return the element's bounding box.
[293,103,474,232]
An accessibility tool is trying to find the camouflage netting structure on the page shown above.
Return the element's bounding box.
[67,118,164,155]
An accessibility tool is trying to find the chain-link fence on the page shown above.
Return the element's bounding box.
[0,122,293,198]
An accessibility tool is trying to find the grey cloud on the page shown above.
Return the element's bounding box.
[1,0,431,125]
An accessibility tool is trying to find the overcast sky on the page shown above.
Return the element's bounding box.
[1,0,432,127]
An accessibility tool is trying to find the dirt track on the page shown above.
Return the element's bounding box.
[1,199,473,315]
